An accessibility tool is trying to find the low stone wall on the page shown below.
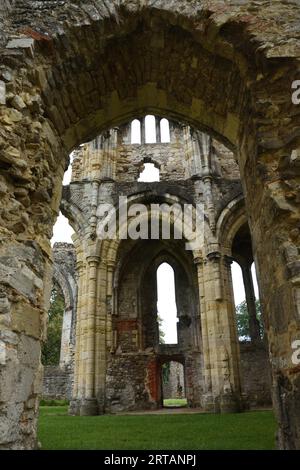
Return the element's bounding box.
[240,341,272,408]
[42,345,272,409]
[105,353,158,413]
[42,365,73,400]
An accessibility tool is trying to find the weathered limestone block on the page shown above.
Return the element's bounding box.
[11,303,41,340]
[6,37,35,58]
[0,331,41,449]
[0,262,43,303]
[10,95,26,111]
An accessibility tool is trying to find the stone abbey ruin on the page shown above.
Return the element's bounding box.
[0,0,300,450]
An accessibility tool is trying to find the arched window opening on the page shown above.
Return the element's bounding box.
[131,119,141,144]
[138,163,160,182]
[160,118,171,143]
[157,263,178,344]
[51,212,74,246]
[251,262,264,339]
[162,361,187,407]
[145,115,156,143]
[51,128,73,235]
[231,261,249,341]
[62,152,74,185]
[42,286,65,366]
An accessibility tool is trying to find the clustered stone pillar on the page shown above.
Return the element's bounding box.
[155,117,161,143]
[80,256,99,415]
[70,250,109,416]
[71,259,84,411]
[141,118,146,145]
[195,251,242,412]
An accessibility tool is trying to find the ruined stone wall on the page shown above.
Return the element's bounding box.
[0,0,13,13]
[105,354,158,413]
[0,0,13,46]
[63,131,244,416]
[71,121,241,185]
[240,342,272,408]
[116,142,186,182]
[116,121,187,182]
[102,236,204,412]
[42,365,72,400]
[213,141,240,180]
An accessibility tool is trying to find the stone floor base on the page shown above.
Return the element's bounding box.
[202,393,243,413]
[69,398,100,416]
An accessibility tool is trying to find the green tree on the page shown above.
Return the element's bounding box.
[236,299,263,340]
[162,361,171,384]
[42,287,64,365]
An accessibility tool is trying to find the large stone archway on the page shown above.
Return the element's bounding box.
[0,0,300,449]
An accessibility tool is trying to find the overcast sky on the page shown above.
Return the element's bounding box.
[51,121,259,343]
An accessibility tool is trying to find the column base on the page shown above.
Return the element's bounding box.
[80,398,99,416]
[241,393,250,411]
[68,399,81,416]
[202,394,220,413]
[220,394,242,413]
[202,393,242,413]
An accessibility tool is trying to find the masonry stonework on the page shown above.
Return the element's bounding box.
[44,122,272,416]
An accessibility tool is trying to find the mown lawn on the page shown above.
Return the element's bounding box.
[163,398,188,407]
[38,406,276,450]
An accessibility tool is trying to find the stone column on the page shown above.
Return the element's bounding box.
[80,255,100,415]
[200,252,242,412]
[106,262,114,351]
[203,174,216,234]
[78,261,89,400]
[141,118,146,145]
[240,262,261,342]
[155,116,161,143]
[94,262,108,412]
[194,256,213,406]
[69,260,84,415]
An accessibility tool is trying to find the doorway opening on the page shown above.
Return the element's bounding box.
[161,361,187,408]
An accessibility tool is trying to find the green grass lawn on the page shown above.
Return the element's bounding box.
[163,398,187,407]
[38,406,276,450]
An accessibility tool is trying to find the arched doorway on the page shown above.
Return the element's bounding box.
[161,360,187,408]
